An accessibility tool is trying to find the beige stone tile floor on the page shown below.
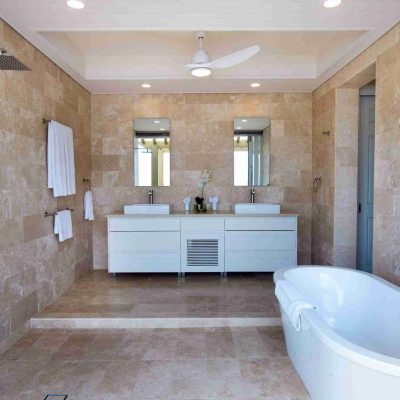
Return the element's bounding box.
[0,327,310,400]
[37,271,280,319]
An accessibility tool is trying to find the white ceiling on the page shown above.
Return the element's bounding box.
[0,0,399,93]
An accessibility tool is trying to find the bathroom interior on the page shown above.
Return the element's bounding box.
[0,0,399,399]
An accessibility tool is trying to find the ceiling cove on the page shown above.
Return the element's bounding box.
[0,0,399,93]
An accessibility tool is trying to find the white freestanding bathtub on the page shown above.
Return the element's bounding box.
[274,266,400,400]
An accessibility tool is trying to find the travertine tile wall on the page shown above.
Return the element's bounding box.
[311,22,400,284]
[312,88,359,268]
[333,88,359,268]
[91,93,313,269]
[0,20,92,352]
[311,90,335,265]
[374,41,400,285]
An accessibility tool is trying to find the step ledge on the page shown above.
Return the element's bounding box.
[31,317,281,329]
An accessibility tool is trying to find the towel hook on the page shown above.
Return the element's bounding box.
[83,178,91,191]
[313,177,322,193]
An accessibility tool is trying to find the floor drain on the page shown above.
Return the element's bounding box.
[44,396,68,400]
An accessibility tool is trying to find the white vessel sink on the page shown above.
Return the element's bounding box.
[234,203,281,214]
[124,204,170,215]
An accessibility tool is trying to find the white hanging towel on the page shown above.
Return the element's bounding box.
[47,121,76,197]
[275,280,314,332]
[84,190,94,221]
[54,210,73,242]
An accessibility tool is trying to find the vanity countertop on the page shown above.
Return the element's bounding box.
[106,211,299,218]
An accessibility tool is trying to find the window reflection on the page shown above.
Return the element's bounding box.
[134,118,171,187]
[233,117,270,186]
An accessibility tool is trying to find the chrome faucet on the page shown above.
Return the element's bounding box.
[250,188,256,203]
[148,189,154,204]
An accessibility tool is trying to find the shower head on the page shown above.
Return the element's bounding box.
[0,49,31,71]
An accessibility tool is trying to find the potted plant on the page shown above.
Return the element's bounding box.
[195,169,211,212]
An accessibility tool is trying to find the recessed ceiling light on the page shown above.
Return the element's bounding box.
[67,0,85,9]
[191,67,212,78]
[323,0,342,8]
[242,119,248,122]
[237,127,242,130]
[141,83,151,88]
[251,82,260,88]
[154,120,160,124]
[160,128,165,131]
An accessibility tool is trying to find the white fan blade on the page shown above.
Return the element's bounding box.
[208,45,260,69]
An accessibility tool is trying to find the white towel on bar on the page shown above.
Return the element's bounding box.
[54,210,73,242]
[47,120,76,197]
[84,190,94,221]
[275,280,314,332]
[275,280,303,311]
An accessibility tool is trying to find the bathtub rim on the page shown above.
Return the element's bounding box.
[274,266,400,377]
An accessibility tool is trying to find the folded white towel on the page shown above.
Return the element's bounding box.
[47,121,76,197]
[275,280,314,332]
[84,190,94,221]
[288,300,314,332]
[54,210,73,242]
[275,280,304,311]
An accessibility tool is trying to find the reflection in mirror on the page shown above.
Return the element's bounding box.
[233,117,270,187]
[134,118,170,187]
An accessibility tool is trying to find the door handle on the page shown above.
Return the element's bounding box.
[358,203,362,213]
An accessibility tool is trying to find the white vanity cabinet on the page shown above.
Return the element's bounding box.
[108,217,181,273]
[107,213,298,274]
[224,216,297,272]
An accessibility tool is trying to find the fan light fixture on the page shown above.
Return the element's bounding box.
[185,32,260,78]
[141,83,151,88]
[323,0,342,8]
[67,0,85,9]
[191,67,212,78]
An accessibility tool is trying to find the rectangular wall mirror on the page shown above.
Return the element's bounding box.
[233,117,270,186]
[134,118,171,187]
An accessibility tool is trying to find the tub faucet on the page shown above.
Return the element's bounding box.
[148,189,154,204]
[250,188,256,203]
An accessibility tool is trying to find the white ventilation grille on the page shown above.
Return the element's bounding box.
[186,239,219,266]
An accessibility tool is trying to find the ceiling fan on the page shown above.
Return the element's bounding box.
[185,32,260,77]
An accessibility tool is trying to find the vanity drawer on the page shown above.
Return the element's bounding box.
[225,217,297,231]
[225,231,296,251]
[109,232,180,252]
[225,251,297,272]
[109,252,180,273]
[181,218,224,231]
[109,218,180,232]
